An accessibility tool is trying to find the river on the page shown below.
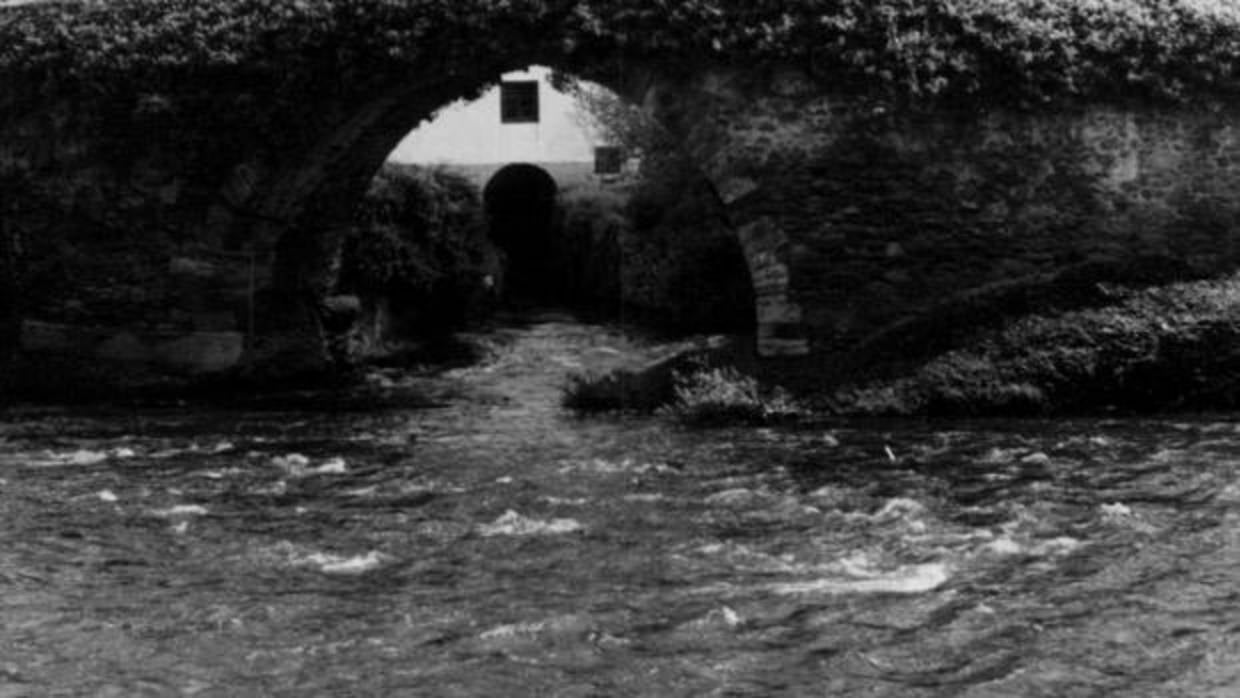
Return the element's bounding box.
[1,315,1237,696]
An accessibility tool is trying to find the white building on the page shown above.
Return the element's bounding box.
[388,66,627,190]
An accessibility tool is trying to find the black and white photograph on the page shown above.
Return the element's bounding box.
[1,1,1238,695]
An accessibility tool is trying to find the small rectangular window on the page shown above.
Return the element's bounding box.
[594,146,624,175]
[500,81,539,123]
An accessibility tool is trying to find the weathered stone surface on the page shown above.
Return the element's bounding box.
[96,332,151,362]
[20,320,242,373]
[664,66,1240,358]
[153,332,243,374]
[6,44,1240,376]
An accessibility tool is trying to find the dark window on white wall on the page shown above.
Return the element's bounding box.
[500,81,540,123]
[594,146,624,174]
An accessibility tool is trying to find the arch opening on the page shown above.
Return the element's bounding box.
[482,163,559,300]
[238,62,761,371]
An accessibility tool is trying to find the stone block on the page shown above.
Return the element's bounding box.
[96,331,152,362]
[152,332,244,373]
[192,311,238,332]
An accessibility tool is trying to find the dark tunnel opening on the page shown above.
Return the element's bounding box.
[483,163,560,301]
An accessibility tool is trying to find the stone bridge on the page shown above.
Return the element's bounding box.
[4,1,1240,380]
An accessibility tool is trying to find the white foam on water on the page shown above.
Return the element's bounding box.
[705,487,771,507]
[837,497,931,528]
[978,447,1028,464]
[310,457,347,475]
[477,510,584,537]
[623,493,665,503]
[29,449,109,467]
[1218,476,1240,504]
[873,497,926,519]
[273,454,347,477]
[541,496,589,506]
[1100,501,1133,519]
[480,615,591,641]
[147,441,235,460]
[196,468,243,480]
[1095,502,1159,533]
[686,606,743,630]
[982,536,1025,556]
[982,534,1083,557]
[557,458,673,475]
[765,561,951,595]
[1032,536,1082,555]
[253,480,288,496]
[151,504,209,518]
[271,453,310,470]
[297,550,391,575]
[261,541,393,575]
[475,614,597,652]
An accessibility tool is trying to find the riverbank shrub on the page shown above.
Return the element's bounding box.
[843,255,1200,376]
[338,164,500,351]
[833,274,1240,415]
[663,366,802,426]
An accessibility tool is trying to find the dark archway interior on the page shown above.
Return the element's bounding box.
[483,163,560,300]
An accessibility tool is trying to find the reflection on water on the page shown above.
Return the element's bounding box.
[1,319,1238,696]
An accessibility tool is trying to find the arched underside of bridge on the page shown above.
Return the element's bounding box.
[219,62,803,373]
[7,2,1240,383]
[0,1,813,376]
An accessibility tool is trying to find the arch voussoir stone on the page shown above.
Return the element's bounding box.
[735,217,809,357]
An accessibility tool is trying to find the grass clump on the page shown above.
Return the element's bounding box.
[834,273,1240,416]
[662,367,802,426]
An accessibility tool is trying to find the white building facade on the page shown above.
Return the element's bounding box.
[388,66,627,189]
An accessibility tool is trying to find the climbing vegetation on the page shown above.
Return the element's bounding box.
[3,0,1240,107]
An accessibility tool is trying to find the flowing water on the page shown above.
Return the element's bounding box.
[1,317,1238,696]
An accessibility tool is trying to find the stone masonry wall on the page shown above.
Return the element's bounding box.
[9,54,1240,373]
[668,66,1240,359]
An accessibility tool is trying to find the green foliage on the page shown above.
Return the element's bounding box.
[557,75,667,154]
[340,164,496,327]
[5,1,1240,108]
[664,367,801,426]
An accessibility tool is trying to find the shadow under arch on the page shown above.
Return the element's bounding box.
[225,62,766,370]
[482,163,559,299]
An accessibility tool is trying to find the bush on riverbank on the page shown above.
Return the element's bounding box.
[662,366,802,426]
[338,164,501,356]
[832,274,1240,415]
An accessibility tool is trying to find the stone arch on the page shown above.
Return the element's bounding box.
[731,217,808,357]
[0,6,818,374]
[230,64,790,371]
